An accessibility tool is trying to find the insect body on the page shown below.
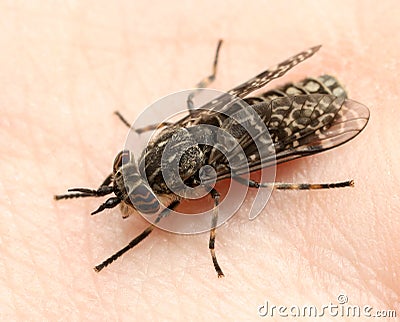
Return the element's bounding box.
[55,41,369,277]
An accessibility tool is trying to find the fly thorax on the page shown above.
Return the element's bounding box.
[158,127,207,195]
[170,127,207,180]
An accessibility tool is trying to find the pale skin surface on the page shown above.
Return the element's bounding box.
[1,1,399,321]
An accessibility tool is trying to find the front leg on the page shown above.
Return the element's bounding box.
[94,200,180,272]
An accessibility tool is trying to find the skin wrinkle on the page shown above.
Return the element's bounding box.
[29,128,66,304]
[119,2,135,100]
[67,79,110,313]
[309,244,359,289]
[315,227,363,283]
[373,219,399,305]
[0,217,18,317]
[81,46,122,110]
[279,206,365,292]
[320,194,360,258]
[5,148,49,320]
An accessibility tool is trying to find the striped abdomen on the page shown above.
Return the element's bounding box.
[244,75,347,105]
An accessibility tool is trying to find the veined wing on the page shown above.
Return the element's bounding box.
[210,94,370,180]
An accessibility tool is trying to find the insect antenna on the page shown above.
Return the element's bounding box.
[54,192,95,200]
[54,174,114,200]
[54,185,114,200]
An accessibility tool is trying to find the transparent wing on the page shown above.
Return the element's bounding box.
[227,45,322,98]
[212,94,370,180]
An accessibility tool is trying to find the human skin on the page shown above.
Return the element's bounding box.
[1,1,399,321]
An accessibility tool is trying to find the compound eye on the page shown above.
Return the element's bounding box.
[130,184,161,215]
[113,150,132,172]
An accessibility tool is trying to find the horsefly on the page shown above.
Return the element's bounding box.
[55,40,369,278]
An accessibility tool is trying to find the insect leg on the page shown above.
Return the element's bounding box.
[187,39,223,111]
[94,226,153,272]
[94,201,180,272]
[267,180,354,190]
[131,122,174,134]
[114,111,132,128]
[99,173,113,187]
[114,111,173,134]
[209,188,225,278]
[233,176,354,190]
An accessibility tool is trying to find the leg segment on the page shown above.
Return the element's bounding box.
[94,201,180,272]
[94,226,154,272]
[114,110,173,133]
[187,39,223,111]
[267,180,354,190]
[233,175,354,190]
[115,40,223,130]
[114,111,132,128]
[209,188,224,278]
[131,122,174,134]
